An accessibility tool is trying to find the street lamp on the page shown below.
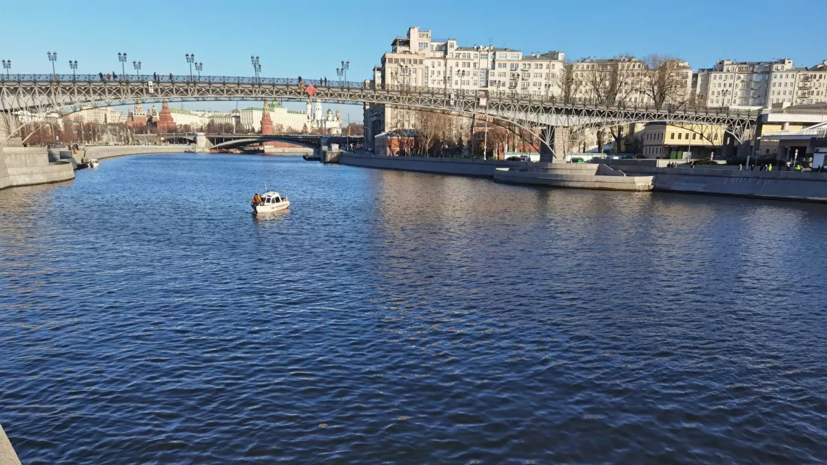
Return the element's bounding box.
[47,51,57,79]
[251,56,261,83]
[118,52,127,80]
[341,60,349,86]
[133,60,142,78]
[69,60,78,80]
[336,66,343,86]
[185,53,195,81]
[195,62,203,81]
[2,60,10,79]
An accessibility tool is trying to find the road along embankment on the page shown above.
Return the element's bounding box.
[0,146,75,190]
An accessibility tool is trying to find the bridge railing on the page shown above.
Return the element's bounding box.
[0,73,760,120]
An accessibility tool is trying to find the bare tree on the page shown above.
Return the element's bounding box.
[552,61,582,104]
[642,55,691,110]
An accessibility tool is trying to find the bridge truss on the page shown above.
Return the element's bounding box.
[1,74,759,157]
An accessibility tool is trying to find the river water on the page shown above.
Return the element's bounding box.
[1,154,826,464]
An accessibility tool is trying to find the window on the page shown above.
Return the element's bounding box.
[419,43,427,50]
[510,54,519,60]
[670,133,675,139]
[678,133,682,140]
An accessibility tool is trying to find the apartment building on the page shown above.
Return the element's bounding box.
[366,27,696,148]
[569,57,692,106]
[641,123,725,159]
[694,58,827,109]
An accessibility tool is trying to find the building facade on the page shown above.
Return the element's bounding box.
[693,59,827,109]
[641,123,726,159]
[240,100,341,134]
[366,27,694,149]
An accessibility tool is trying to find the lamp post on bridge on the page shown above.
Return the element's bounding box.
[133,60,142,79]
[185,53,195,81]
[195,62,203,81]
[340,60,349,87]
[336,66,343,86]
[47,51,57,80]
[69,60,78,80]
[1,60,9,80]
[251,56,261,84]
[117,52,127,80]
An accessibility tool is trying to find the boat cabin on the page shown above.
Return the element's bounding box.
[261,191,284,204]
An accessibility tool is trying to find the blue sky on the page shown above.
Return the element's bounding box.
[2,0,825,122]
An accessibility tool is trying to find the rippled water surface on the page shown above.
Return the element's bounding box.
[2,154,827,464]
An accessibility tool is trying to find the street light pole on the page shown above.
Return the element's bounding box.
[186,53,195,81]
[118,52,127,80]
[341,60,349,87]
[133,60,141,78]
[337,66,343,86]
[3,60,11,80]
[47,52,57,79]
[195,62,203,81]
[69,60,78,80]
[251,56,261,83]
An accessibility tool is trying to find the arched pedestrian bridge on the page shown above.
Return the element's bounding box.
[1,74,760,159]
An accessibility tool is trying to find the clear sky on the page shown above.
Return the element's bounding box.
[2,0,825,122]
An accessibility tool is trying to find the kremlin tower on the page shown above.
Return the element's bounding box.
[157,100,176,133]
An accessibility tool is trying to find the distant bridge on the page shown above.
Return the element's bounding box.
[160,133,357,150]
[1,74,760,160]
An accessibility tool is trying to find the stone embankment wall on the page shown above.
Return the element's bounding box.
[603,161,827,202]
[77,145,186,162]
[339,152,526,177]
[0,146,75,190]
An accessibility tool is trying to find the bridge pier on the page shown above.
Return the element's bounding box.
[540,126,570,163]
[194,133,212,152]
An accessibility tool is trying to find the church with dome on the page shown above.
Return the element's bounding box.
[305,99,342,134]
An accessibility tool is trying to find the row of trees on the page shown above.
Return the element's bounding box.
[19,118,137,146]
[553,54,692,110]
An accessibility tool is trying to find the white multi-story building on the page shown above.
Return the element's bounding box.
[240,100,341,134]
[375,27,565,97]
[71,106,126,125]
[366,27,693,147]
[693,58,827,109]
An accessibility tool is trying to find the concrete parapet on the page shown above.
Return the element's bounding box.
[0,146,75,190]
[494,167,653,191]
[79,145,186,161]
[0,424,22,465]
[339,152,527,177]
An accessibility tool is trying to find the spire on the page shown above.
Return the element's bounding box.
[260,98,274,135]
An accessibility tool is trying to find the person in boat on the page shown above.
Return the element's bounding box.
[252,193,262,206]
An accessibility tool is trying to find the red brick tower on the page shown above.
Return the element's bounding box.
[157,100,176,133]
[260,99,274,135]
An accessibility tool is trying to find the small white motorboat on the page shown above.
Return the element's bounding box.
[88,158,100,168]
[252,191,290,215]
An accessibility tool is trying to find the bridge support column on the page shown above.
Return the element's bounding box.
[0,112,23,147]
[540,126,569,163]
[194,133,212,153]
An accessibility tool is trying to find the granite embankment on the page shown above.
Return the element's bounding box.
[338,153,827,202]
[603,160,827,202]
[339,152,526,177]
[338,153,653,191]
[0,146,75,190]
[60,145,187,164]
